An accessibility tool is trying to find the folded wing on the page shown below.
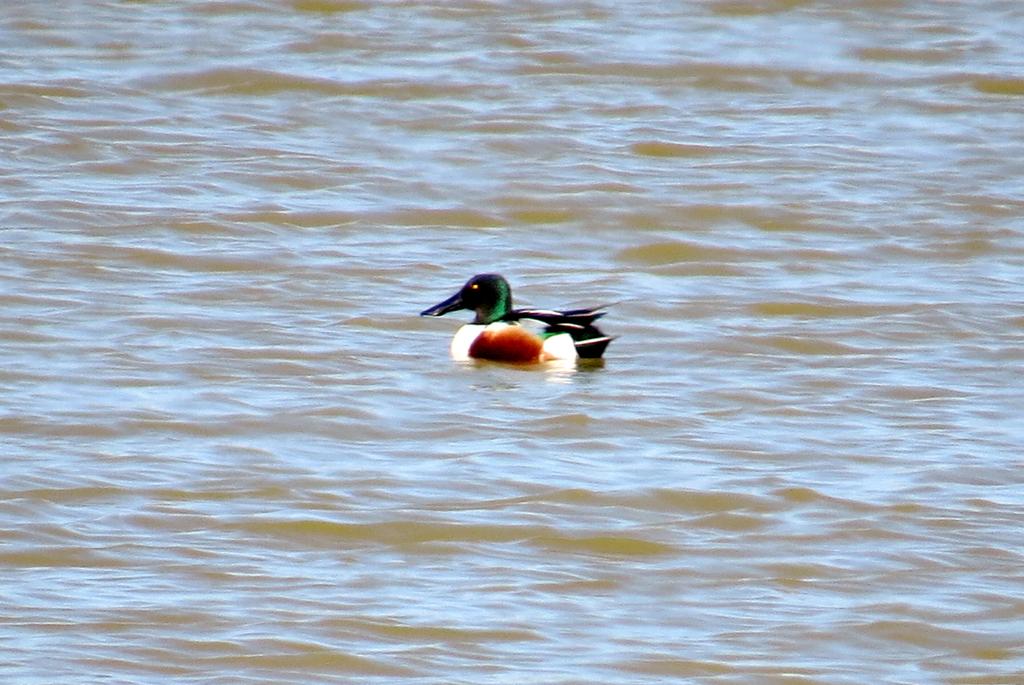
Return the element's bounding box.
[507,307,614,359]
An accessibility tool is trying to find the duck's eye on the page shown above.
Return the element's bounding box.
[470,284,479,290]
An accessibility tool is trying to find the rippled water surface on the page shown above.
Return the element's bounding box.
[3,1,1024,683]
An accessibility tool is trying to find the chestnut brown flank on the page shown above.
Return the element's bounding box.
[469,327,544,363]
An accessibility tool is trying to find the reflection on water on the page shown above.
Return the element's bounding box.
[2,0,1024,683]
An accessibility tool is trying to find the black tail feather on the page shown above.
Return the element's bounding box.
[574,335,614,359]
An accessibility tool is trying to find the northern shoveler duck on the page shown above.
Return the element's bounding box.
[420,273,613,363]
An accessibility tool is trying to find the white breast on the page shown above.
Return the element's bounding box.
[450,325,486,361]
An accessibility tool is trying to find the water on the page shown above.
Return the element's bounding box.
[3,1,1023,683]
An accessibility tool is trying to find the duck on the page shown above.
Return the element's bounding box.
[420,273,613,363]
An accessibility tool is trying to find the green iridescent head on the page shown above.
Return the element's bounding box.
[420,273,512,324]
